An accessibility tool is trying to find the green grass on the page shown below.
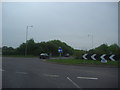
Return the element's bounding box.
[47,59,119,67]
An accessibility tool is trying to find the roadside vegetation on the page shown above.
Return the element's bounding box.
[47,59,119,67]
[74,44,120,59]
[2,39,120,61]
[2,39,74,57]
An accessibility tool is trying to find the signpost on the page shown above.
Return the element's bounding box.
[58,47,63,58]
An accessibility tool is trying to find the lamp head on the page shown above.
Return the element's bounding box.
[30,25,33,27]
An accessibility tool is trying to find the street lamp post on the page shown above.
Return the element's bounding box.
[88,34,93,49]
[25,25,33,56]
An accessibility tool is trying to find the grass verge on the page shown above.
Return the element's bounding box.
[47,59,119,67]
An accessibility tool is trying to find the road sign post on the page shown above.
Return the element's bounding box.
[60,53,61,57]
[58,47,63,59]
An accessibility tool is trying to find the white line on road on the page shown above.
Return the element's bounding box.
[16,72,28,74]
[67,77,81,88]
[0,68,5,72]
[43,74,59,77]
[77,77,98,80]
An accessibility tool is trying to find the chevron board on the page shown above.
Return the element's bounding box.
[82,54,119,61]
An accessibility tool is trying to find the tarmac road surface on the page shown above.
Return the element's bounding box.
[2,57,118,88]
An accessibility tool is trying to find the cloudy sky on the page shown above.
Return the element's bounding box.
[2,2,118,50]
[0,3,2,47]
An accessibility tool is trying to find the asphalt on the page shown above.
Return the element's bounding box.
[2,57,119,88]
[0,56,2,90]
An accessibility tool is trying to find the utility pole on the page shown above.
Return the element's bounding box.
[25,25,33,56]
[88,34,93,49]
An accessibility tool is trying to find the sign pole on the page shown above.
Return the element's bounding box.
[59,52,61,59]
[60,53,61,57]
[58,47,63,59]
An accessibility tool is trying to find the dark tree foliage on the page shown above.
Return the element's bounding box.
[88,44,120,55]
[2,46,16,55]
[2,39,74,56]
[74,44,120,59]
[108,44,120,55]
[46,40,74,56]
[74,49,86,59]
[2,39,120,57]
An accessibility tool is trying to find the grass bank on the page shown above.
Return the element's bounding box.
[47,59,119,67]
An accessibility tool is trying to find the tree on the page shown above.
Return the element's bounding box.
[15,39,74,56]
[94,44,109,54]
[46,40,74,56]
[74,49,86,59]
[108,44,120,55]
[16,43,26,55]
[2,46,16,55]
[26,38,36,55]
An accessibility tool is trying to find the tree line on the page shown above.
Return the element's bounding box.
[2,39,120,57]
[74,44,120,59]
[2,39,74,56]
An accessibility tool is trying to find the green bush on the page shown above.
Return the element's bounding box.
[74,50,86,59]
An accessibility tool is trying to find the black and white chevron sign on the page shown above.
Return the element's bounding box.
[82,54,119,61]
[82,54,88,60]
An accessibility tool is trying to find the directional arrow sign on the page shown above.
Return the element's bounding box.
[82,54,88,60]
[58,47,63,53]
[100,54,107,63]
[100,54,106,60]
[91,54,96,60]
[109,54,115,61]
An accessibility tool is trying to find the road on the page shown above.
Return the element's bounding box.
[2,57,118,88]
[0,56,2,89]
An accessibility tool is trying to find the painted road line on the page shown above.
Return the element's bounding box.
[67,77,81,88]
[16,72,28,74]
[77,77,98,80]
[43,74,59,77]
[0,68,5,72]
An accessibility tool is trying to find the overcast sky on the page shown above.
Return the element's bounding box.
[0,3,2,47]
[2,2,118,50]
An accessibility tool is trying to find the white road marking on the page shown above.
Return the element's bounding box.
[67,77,80,88]
[0,68,5,72]
[43,74,59,77]
[16,72,28,74]
[77,77,98,80]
